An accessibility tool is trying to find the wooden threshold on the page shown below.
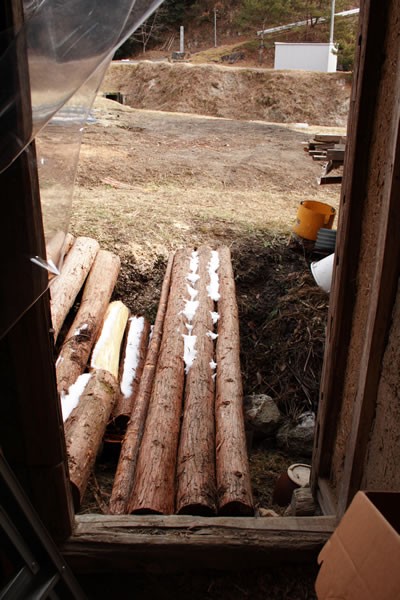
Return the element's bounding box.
[61,514,336,572]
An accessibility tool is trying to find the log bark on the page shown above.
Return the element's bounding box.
[215,246,254,516]
[176,246,217,515]
[64,369,119,509]
[90,301,129,380]
[112,316,151,429]
[127,249,190,515]
[57,250,121,395]
[109,254,175,515]
[50,236,99,340]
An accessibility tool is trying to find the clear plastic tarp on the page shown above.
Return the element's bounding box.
[0,0,163,338]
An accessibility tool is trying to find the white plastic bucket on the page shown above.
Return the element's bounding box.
[311,253,334,293]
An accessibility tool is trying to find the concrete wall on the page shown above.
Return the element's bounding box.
[274,43,337,73]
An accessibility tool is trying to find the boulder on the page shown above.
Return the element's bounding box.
[244,394,282,438]
[276,411,315,457]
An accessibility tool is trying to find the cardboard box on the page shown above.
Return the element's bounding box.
[315,491,400,599]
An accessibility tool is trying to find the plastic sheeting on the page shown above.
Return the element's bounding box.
[0,0,164,338]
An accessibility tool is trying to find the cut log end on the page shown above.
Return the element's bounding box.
[177,503,216,517]
[218,501,254,517]
[131,508,164,516]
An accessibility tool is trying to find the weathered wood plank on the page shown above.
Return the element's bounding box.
[61,515,336,572]
[311,0,385,497]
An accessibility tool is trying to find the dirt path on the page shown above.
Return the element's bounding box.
[73,96,343,269]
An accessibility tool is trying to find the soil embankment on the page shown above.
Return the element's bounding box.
[102,61,351,127]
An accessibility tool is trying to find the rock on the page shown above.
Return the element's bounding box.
[276,411,315,457]
[244,394,282,438]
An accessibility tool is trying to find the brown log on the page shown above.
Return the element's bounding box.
[215,246,254,516]
[90,300,129,380]
[176,246,217,516]
[127,249,190,515]
[46,231,75,268]
[56,250,121,395]
[112,316,151,429]
[50,236,100,340]
[64,369,119,510]
[109,253,175,515]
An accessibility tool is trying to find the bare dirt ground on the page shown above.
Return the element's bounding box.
[71,62,348,598]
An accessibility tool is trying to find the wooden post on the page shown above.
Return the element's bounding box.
[215,247,253,516]
[128,249,189,514]
[176,246,217,516]
[110,254,175,515]
[50,236,100,340]
[56,250,120,394]
[311,1,400,515]
[65,369,119,510]
[0,0,73,540]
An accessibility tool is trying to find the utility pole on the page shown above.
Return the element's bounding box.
[213,7,217,48]
[329,0,336,44]
[180,25,184,53]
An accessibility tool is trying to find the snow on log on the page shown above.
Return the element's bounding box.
[112,316,151,429]
[90,300,129,380]
[50,236,100,340]
[56,250,121,394]
[127,249,190,515]
[215,246,254,516]
[176,246,217,515]
[64,369,119,509]
[109,253,175,515]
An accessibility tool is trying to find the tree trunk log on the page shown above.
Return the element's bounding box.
[176,246,217,515]
[112,316,151,429]
[128,249,190,515]
[46,231,74,268]
[90,301,129,380]
[109,254,175,515]
[50,236,99,340]
[215,246,254,516]
[57,250,121,395]
[64,369,119,510]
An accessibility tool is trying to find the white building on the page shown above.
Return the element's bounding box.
[274,42,338,73]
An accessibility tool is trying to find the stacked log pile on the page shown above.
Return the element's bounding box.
[304,134,346,185]
[50,235,253,516]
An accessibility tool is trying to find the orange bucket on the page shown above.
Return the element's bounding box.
[292,200,336,241]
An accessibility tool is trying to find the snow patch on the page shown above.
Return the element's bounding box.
[187,250,200,284]
[210,311,220,324]
[182,299,199,323]
[183,334,197,374]
[207,250,220,301]
[120,316,145,398]
[210,360,217,370]
[207,331,218,340]
[61,373,92,422]
[187,284,198,300]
